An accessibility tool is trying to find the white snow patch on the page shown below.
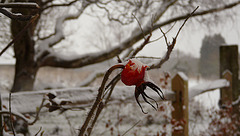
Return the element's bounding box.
[189,79,229,99]
[232,95,240,105]
[177,72,188,81]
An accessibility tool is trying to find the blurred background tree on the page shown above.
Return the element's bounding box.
[199,34,226,78]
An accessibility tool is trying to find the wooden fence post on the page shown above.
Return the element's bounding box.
[220,45,239,131]
[219,70,232,107]
[220,45,239,108]
[171,72,188,136]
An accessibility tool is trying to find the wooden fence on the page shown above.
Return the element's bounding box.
[0,45,239,136]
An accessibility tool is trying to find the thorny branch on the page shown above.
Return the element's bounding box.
[78,64,124,136]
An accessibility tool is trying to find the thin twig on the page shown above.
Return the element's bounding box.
[150,6,199,69]
[132,13,146,40]
[130,33,152,58]
[135,56,162,59]
[159,27,168,46]
[9,93,16,136]
[175,6,199,40]
[121,120,141,136]
[0,14,39,56]
[34,127,42,136]
[28,96,46,125]
[149,21,176,43]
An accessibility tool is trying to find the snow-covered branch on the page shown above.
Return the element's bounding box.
[35,0,240,69]
[152,0,240,30]
[36,2,90,61]
[38,1,176,68]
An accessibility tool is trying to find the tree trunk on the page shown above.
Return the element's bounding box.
[10,0,39,92]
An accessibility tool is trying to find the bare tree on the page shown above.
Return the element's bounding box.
[0,0,239,92]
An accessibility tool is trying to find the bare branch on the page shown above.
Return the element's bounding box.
[149,21,176,43]
[150,6,199,69]
[129,34,152,58]
[36,3,90,60]
[153,1,240,30]
[132,13,146,40]
[175,6,199,39]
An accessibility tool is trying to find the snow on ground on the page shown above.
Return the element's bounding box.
[189,78,220,109]
[0,73,225,135]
